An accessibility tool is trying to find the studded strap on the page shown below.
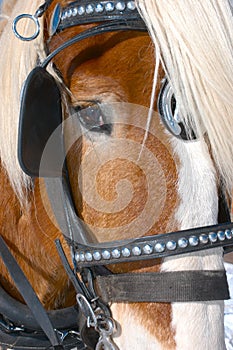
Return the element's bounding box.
[72,222,233,267]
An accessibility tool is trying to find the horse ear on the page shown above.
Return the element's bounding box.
[18,66,64,177]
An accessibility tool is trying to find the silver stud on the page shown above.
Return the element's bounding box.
[127,1,136,10]
[225,229,232,240]
[189,236,199,246]
[116,1,126,11]
[105,2,115,11]
[95,3,104,12]
[209,232,217,242]
[102,250,111,259]
[199,234,208,244]
[217,230,226,241]
[178,237,188,248]
[166,240,177,251]
[143,244,153,254]
[77,5,85,15]
[132,246,141,256]
[75,252,80,262]
[79,252,85,262]
[85,252,93,262]
[155,242,165,253]
[86,4,95,14]
[67,9,72,17]
[93,251,102,261]
[72,7,78,16]
[112,248,121,258]
[122,247,130,257]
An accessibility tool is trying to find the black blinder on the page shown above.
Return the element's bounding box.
[18,66,64,177]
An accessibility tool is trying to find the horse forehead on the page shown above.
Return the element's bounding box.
[48,25,152,82]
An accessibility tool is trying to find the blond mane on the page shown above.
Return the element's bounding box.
[137,0,233,195]
[0,0,45,201]
[0,0,232,202]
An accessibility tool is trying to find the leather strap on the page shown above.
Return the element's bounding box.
[96,270,230,303]
[0,236,62,349]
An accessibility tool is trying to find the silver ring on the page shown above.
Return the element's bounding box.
[12,14,40,41]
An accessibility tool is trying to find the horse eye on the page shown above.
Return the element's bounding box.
[75,104,112,135]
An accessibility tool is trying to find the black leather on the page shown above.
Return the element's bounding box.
[18,66,64,177]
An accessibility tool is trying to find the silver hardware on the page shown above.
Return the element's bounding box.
[122,247,130,257]
[75,252,80,262]
[178,237,188,248]
[95,3,104,12]
[112,248,121,258]
[166,240,177,250]
[76,294,97,327]
[93,251,102,260]
[105,2,115,11]
[199,234,209,244]
[86,4,95,14]
[72,7,78,16]
[102,250,111,259]
[96,317,119,350]
[189,236,199,246]
[209,232,217,242]
[116,1,126,11]
[132,246,141,256]
[143,244,153,254]
[217,231,226,241]
[77,5,85,15]
[155,242,165,253]
[85,252,93,261]
[12,14,40,41]
[50,4,61,37]
[225,229,232,239]
[127,1,136,10]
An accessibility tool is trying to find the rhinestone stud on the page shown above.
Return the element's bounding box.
[122,247,130,257]
[67,9,73,17]
[105,2,115,11]
[225,229,232,240]
[93,251,102,261]
[217,231,226,241]
[86,4,94,14]
[79,252,85,262]
[178,237,188,248]
[166,240,177,251]
[85,252,93,262]
[189,236,199,246]
[102,250,111,259]
[75,252,80,262]
[132,246,141,256]
[199,234,209,244]
[77,5,85,15]
[209,232,217,243]
[72,7,78,16]
[127,1,136,10]
[143,244,153,255]
[155,242,165,253]
[95,3,104,12]
[116,1,126,11]
[112,248,121,259]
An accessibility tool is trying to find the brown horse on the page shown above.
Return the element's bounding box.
[0,0,232,349]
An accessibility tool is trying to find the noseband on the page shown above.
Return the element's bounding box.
[1,1,232,349]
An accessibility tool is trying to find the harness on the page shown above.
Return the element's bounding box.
[0,0,232,349]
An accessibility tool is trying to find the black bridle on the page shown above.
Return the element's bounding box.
[1,0,232,349]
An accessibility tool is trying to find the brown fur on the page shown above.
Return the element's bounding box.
[48,13,178,347]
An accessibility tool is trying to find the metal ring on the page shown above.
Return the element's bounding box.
[12,14,40,41]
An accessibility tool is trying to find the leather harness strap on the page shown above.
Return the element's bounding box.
[95,270,230,303]
[0,236,63,349]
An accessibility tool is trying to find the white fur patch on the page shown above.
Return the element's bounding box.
[161,139,226,350]
[111,303,163,350]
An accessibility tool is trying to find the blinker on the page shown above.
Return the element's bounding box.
[18,66,64,177]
